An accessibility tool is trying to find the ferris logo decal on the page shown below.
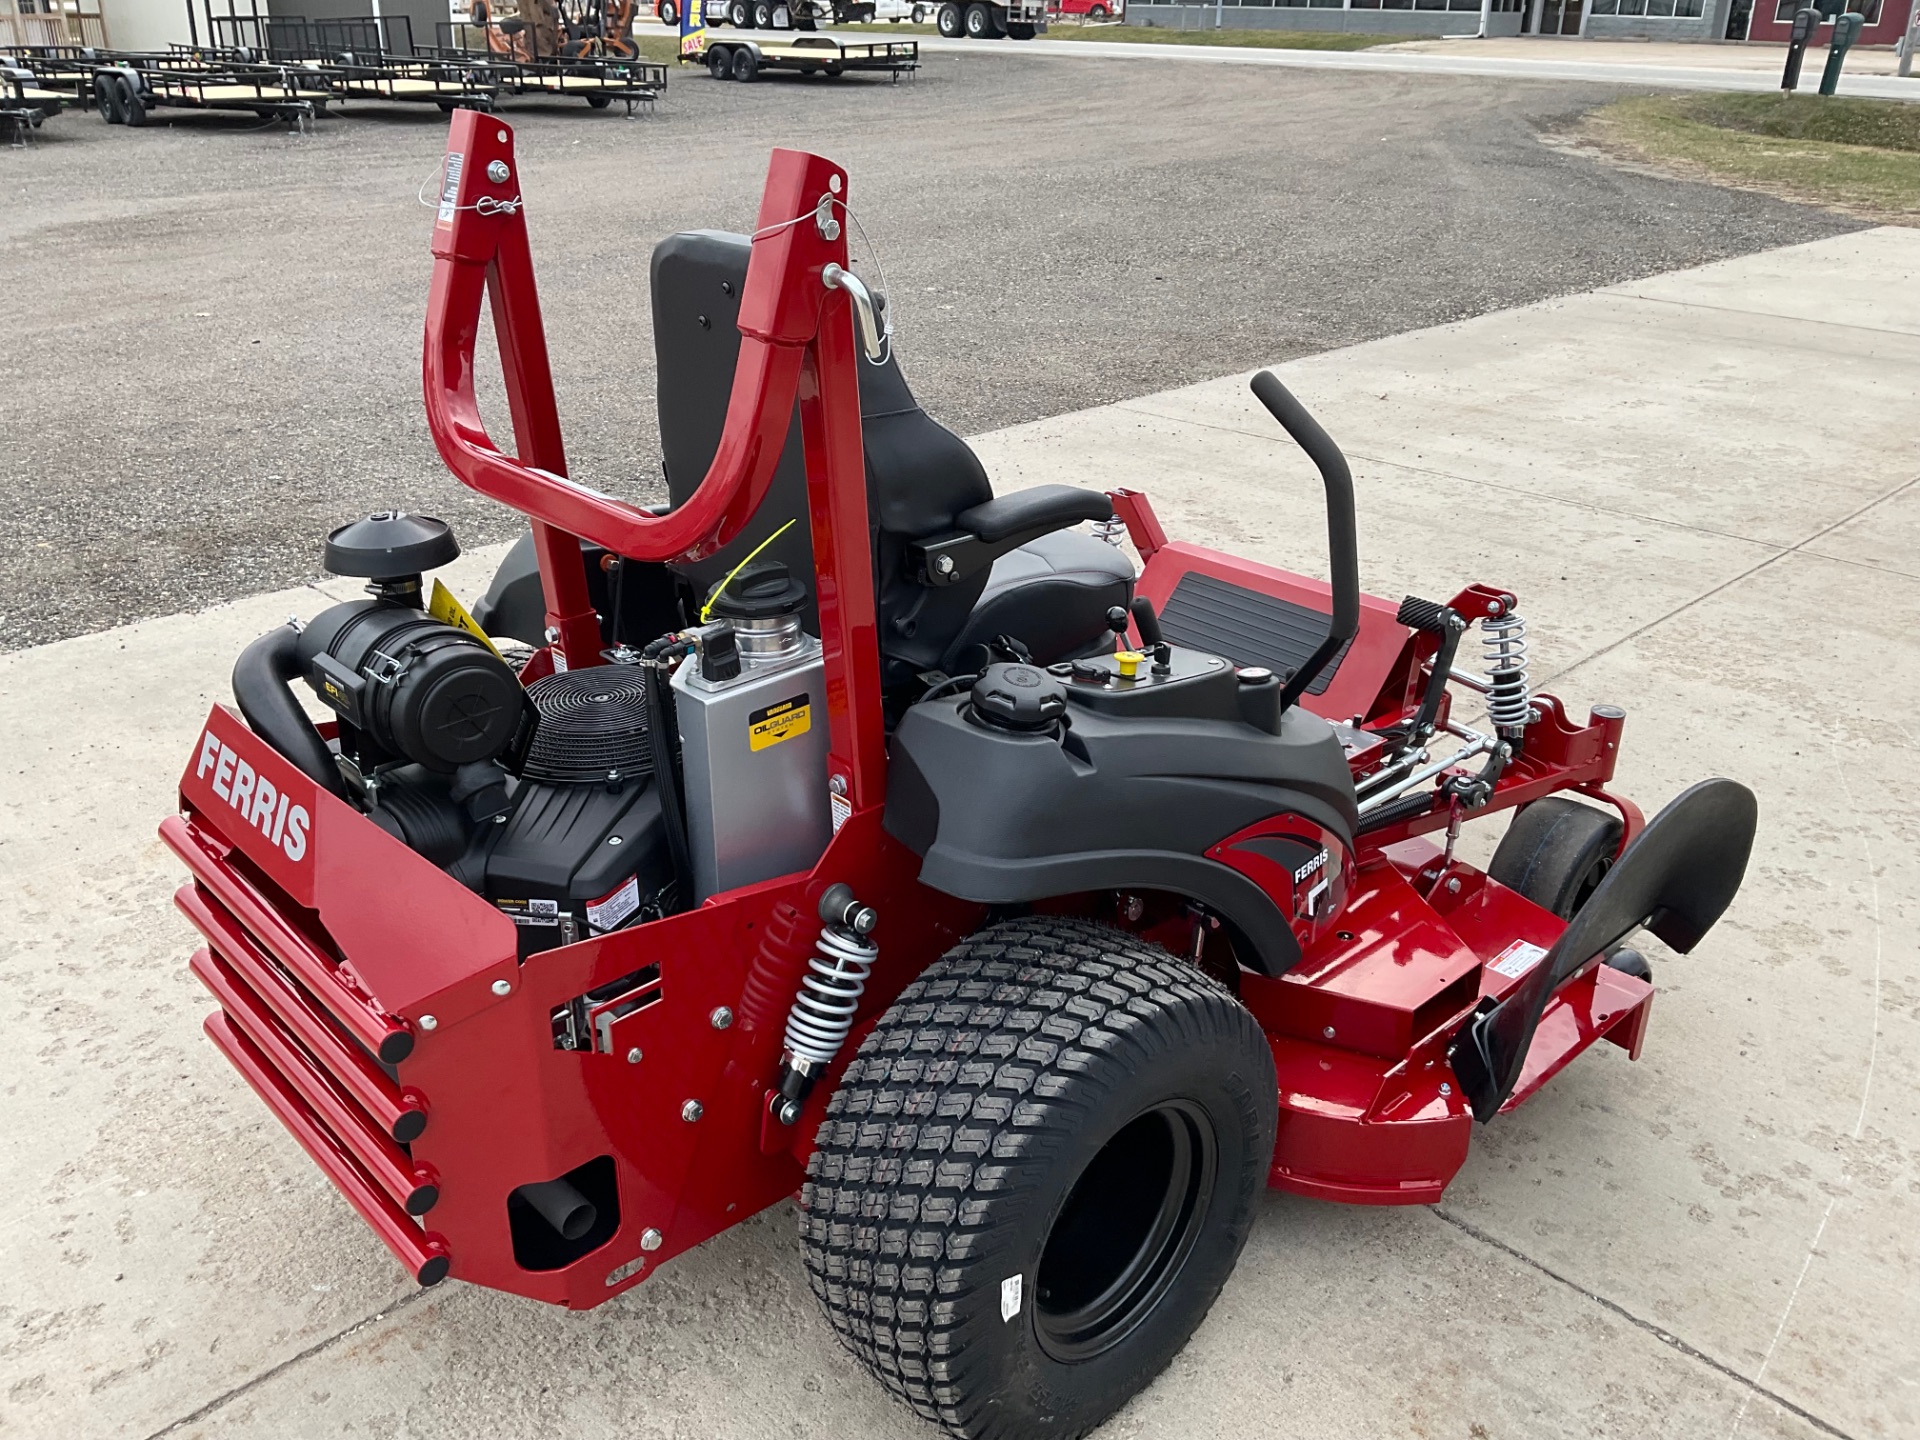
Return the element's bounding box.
[195,729,311,863]
[1295,846,1332,919]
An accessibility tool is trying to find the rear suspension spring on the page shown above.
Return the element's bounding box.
[770,885,878,1125]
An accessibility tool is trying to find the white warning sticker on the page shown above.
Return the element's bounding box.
[1489,939,1549,980]
[437,152,465,225]
[1000,1274,1022,1323]
[586,875,641,934]
[829,789,851,835]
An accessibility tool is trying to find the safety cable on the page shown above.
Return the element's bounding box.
[751,192,897,365]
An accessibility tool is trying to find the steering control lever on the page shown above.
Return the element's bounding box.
[1250,372,1361,711]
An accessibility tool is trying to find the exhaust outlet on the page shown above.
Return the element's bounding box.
[515,1177,597,1241]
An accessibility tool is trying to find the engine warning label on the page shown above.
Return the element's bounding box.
[749,693,811,752]
[496,897,561,928]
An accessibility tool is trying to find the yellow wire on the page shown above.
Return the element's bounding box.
[699,518,798,624]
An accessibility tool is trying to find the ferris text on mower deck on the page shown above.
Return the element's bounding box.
[162,113,1757,1439]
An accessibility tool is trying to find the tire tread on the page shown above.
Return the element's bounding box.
[800,916,1268,1440]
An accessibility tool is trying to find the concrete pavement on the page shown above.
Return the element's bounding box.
[1385,35,1909,74]
[898,30,1920,98]
[2,228,1915,1439]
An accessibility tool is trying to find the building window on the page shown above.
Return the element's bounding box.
[1773,0,1875,18]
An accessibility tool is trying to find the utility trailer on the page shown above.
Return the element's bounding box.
[6,43,332,128]
[300,54,498,112]
[697,0,914,28]
[480,54,665,109]
[0,60,68,142]
[427,36,668,111]
[69,51,332,128]
[693,32,915,79]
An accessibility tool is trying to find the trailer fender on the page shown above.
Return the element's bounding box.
[1451,776,1757,1123]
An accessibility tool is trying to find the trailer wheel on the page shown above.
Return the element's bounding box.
[95,73,123,123]
[963,1,994,35]
[116,77,146,127]
[936,0,964,35]
[1489,796,1624,921]
[586,93,611,106]
[801,917,1276,1440]
[708,45,733,75]
[731,44,759,78]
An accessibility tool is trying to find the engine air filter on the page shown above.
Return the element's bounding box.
[522,666,653,784]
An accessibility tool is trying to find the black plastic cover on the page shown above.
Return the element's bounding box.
[885,694,1358,976]
[324,511,459,579]
[486,779,673,958]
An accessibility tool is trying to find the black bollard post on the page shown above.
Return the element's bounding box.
[1782,6,1818,92]
[1819,10,1863,96]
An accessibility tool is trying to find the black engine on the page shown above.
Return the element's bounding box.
[231,512,675,956]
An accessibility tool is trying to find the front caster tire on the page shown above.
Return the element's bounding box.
[1489,796,1624,920]
[801,917,1276,1440]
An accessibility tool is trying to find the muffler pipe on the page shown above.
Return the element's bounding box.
[516,1177,596,1241]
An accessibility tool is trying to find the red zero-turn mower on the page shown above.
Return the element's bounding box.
[163,116,1758,1439]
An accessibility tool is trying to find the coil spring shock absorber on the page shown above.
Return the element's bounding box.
[1091,514,1127,547]
[1480,597,1532,745]
[769,884,878,1126]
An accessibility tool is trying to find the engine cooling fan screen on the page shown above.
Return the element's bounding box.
[522,665,654,784]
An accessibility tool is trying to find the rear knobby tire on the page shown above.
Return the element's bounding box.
[801,917,1276,1440]
[1489,796,1623,921]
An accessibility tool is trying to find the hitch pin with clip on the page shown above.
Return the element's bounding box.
[822,263,888,363]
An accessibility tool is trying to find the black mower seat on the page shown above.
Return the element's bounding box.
[651,230,1132,689]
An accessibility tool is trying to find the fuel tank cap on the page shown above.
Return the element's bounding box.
[970,663,1067,733]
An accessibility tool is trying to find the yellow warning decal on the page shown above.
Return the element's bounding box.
[749,693,812,752]
[429,579,503,660]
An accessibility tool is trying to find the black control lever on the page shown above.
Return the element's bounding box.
[1129,596,1164,648]
[1129,596,1173,674]
[1250,371,1360,711]
[1395,595,1465,748]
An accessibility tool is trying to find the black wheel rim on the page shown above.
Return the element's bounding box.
[1569,855,1611,916]
[1034,1099,1217,1363]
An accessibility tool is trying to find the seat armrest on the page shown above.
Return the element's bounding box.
[956,486,1112,543]
[911,486,1113,588]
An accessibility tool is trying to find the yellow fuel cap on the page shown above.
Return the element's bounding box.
[1115,650,1144,679]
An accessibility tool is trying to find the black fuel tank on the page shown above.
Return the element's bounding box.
[884,666,1358,977]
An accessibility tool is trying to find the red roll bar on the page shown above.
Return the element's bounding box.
[421,116,887,812]
[424,113,845,565]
